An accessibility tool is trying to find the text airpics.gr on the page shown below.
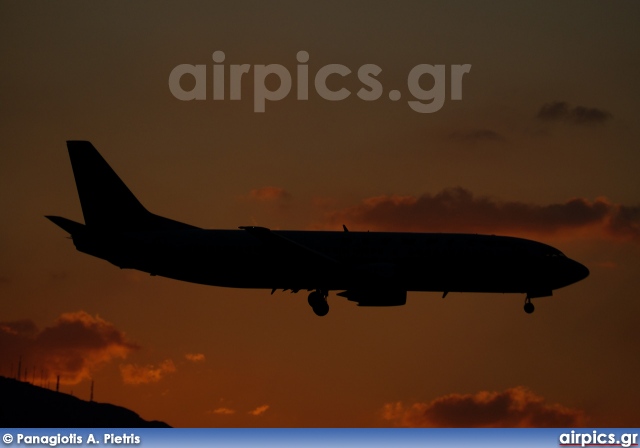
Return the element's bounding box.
[168,51,471,113]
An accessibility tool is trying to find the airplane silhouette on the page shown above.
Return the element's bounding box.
[47,141,589,316]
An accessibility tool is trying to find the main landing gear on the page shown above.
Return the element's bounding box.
[524,296,535,314]
[308,290,329,316]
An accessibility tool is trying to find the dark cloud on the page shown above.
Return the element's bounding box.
[0,319,38,337]
[248,186,291,202]
[49,272,69,282]
[382,387,586,427]
[449,129,503,142]
[607,204,640,240]
[537,101,570,121]
[320,187,640,241]
[0,311,139,385]
[570,106,612,124]
[536,101,612,125]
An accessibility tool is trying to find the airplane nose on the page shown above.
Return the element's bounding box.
[570,259,590,283]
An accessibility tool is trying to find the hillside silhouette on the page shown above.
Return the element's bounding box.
[0,376,170,427]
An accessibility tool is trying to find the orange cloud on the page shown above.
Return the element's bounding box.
[382,387,587,427]
[0,312,138,385]
[248,186,291,202]
[248,405,270,416]
[319,187,640,242]
[211,407,236,415]
[120,359,176,385]
[185,353,205,362]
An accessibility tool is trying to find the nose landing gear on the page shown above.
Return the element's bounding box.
[308,290,329,316]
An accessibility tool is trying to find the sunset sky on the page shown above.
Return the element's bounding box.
[1,1,639,427]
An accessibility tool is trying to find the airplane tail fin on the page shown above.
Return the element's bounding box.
[65,141,197,232]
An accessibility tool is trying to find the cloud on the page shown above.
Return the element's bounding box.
[607,204,640,240]
[320,187,640,242]
[185,353,205,362]
[537,101,571,121]
[248,186,291,202]
[449,129,503,143]
[211,407,236,415]
[382,387,586,427]
[593,260,617,270]
[120,359,176,385]
[536,101,612,125]
[49,272,69,283]
[0,319,38,337]
[0,311,138,385]
[248,405,270,416]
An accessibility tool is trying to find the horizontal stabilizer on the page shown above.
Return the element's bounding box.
[45,216,86,235]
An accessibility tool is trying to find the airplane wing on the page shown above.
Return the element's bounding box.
[337,288,406,306]
[238,226,341,267]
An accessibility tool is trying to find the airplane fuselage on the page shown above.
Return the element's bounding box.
[72,227,587,298]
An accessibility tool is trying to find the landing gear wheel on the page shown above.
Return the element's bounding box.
[312,301,329,316]
[308,290,329,316]
[307,291,322,307]
[524,299,535,314]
